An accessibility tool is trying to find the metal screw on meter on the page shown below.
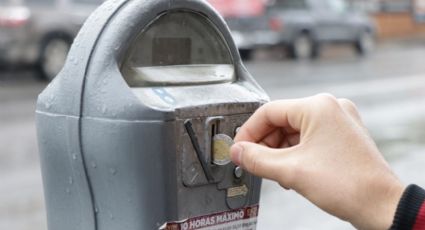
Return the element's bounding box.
[234,166,244,179]
[234,127,241,136]
[212,134,234,166]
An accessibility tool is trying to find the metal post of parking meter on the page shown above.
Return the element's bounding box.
[36,0,269,229]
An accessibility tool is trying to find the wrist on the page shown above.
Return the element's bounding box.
[380,181,405,230]
[352,176,405,230]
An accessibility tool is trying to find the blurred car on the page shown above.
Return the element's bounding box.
[266,0,376,59]
[209,0,376,60]
[208,0,271,60]
[0,0,103,80]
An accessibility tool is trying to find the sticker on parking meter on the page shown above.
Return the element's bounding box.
[160,205,259,230]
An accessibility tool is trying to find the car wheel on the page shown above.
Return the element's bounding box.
[355,31,374,56]
[239,49,253,61]
[38,36,72,81]
[289,33,317,60]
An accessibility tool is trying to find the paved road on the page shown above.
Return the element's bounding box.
[0,41,424,229]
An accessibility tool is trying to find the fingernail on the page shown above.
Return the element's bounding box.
[231,144,243,166]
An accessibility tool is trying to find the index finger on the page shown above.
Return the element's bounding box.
[235,99,307,143]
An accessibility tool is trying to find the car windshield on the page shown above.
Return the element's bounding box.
[326,0,349,13]
[23,0,55,6]
[72,0,103,5]
[268,0,308,9]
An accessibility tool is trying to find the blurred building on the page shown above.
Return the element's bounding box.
[413,0,425,22]
[350,0,425,38]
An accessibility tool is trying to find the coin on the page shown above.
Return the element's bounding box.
[212,134,234,166]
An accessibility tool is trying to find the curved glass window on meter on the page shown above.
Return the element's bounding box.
[121,11,234,87]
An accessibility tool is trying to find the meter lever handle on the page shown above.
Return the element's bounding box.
[184,120,214,182]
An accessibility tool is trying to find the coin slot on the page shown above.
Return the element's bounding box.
[210,120,219,165]
[204,116,225,166]
[211,123,216,165]
[211,123,217,137]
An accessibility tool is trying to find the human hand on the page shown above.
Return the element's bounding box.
[231,94,405,230]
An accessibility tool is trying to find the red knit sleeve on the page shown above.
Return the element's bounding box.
[413,201,425,230]
[391,185,425,230]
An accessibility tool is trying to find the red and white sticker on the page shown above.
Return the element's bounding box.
[160,205,259,230]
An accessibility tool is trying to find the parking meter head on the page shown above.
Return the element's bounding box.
[36,0,269,230]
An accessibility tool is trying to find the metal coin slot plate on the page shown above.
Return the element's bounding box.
[179,113,255,209]
[180,114,250,187]
[184,120,215,182]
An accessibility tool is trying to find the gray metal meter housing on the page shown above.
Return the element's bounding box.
[36,0,269,229]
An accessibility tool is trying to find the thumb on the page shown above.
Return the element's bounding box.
[230,142,286,181]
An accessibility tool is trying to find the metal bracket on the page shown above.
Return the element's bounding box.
[184,120,214,182]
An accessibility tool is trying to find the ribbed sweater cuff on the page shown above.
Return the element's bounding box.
[390,184,425,230]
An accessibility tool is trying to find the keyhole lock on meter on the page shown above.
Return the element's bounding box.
[36,0,269,230]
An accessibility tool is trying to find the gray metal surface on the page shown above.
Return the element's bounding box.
[36,0,269,229]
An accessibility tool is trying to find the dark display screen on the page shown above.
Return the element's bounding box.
[121,11,235,86]
[152,38,192,66]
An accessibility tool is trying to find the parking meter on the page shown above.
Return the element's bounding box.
[36,0,269,229]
